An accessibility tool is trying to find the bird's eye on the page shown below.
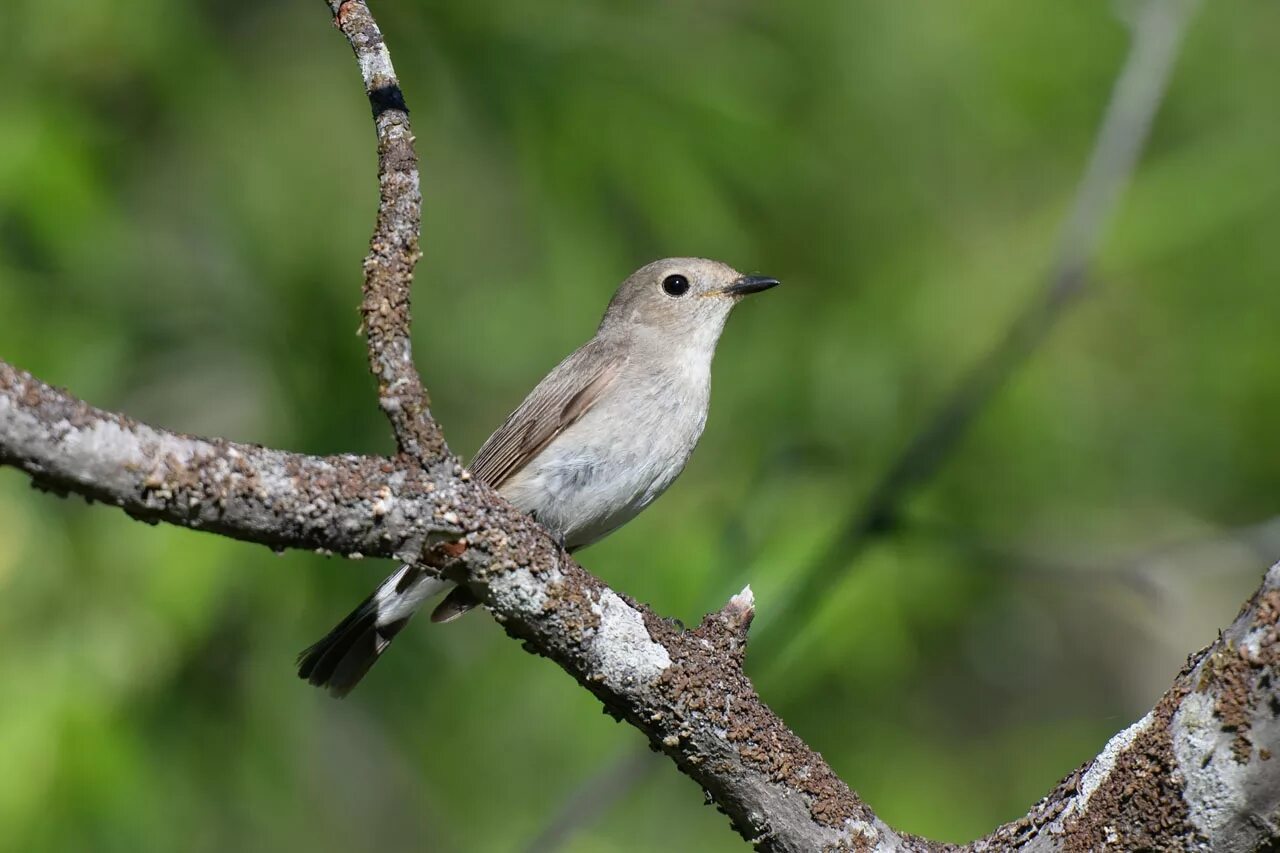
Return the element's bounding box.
[661,274,690,297]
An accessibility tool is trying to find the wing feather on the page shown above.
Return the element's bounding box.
[469,340,624,489]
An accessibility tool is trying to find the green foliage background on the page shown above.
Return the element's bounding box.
[1,0,1278,849]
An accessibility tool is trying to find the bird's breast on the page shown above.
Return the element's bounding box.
[499,360,711,549]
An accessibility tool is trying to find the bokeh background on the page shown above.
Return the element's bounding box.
[2,0,1278,849]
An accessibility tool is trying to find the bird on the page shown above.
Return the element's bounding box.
[298,257,780,695]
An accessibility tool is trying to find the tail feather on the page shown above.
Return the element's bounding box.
[298,566,449,697]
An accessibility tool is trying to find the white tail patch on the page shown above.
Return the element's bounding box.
[374,565,450,627]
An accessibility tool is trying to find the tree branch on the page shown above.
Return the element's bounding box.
[331,0,447,464]
[979,562,1280,852]
[0,362,455,562]
[0,0,1272,850]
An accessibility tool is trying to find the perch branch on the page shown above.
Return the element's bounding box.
[0,357,903,851]
[0,362,456,561]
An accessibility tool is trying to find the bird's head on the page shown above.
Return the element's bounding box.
[599,257,780,349]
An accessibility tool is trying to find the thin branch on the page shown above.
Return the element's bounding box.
[758,0,1201,648]
[331,0,448,464]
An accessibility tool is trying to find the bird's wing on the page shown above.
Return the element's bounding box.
[469,339,625,489]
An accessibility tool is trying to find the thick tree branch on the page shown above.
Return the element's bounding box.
[978,562,1280,852]
[331,0,447,464]
[0,0,1272,850]
[0,362,456,561]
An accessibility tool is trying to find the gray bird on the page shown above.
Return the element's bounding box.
[298,257,780,695]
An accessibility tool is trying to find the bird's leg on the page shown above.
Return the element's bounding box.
[549,530,570,572]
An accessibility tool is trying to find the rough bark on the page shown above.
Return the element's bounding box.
[976,565,1280,852]
[0,1,1274,850]
[333,0,448,464]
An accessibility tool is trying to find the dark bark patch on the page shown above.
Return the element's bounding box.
[368,83,407,117]
[1060,685,1198,852]
[1209,588,1280,763]
[644,609,872,841]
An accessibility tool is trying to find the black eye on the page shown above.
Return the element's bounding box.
[661,274,690,297]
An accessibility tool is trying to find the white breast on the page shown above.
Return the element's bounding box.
[499,354,711,550]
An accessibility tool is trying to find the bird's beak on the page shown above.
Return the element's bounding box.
[720,275,781,297]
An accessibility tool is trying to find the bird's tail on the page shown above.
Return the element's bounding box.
[298,565,450,697]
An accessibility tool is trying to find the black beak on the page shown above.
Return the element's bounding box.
[722,275,781,296]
